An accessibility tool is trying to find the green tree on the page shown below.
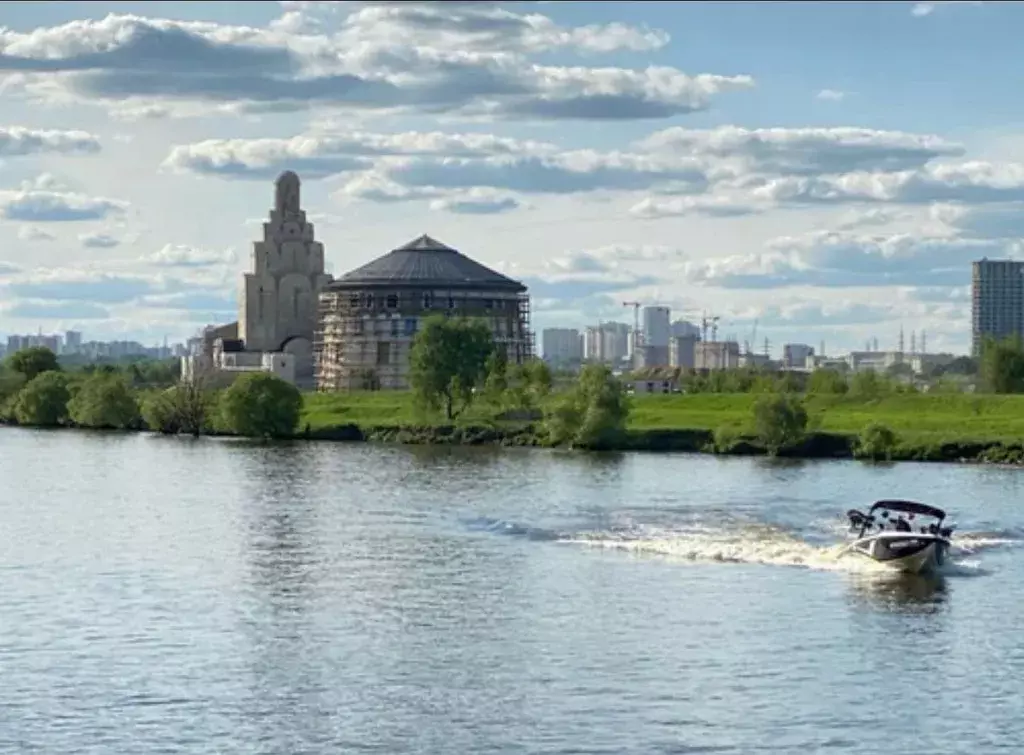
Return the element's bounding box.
[807,368,848,394]
[409,315,495,420]
[219,373,302,438]
[6,346,60,381]
[13,371,70,427]
[482,348,509,409]
[855,421,899,461]
[979,335,1024,393]
[142,389,182,435]
[545,363,631,450]
[751,392,808,456]
[67,373,140,429]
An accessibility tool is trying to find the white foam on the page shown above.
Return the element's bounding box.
[560,525,986,576]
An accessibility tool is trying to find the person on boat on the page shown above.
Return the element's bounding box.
[894,515,912,532]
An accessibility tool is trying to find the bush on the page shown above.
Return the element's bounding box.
[855,421,899,461]
[751,392,808,456]
[544,364,630,450]
[68,373,140,429]
[219,373,302,438]
[14,371,71,427]
[141,384,215,436]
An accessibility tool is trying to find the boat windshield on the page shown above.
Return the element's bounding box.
[848,500,952,538]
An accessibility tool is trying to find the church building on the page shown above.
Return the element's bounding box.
[180,171,333,387]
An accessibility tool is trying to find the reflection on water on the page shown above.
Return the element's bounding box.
[845,572,949,615]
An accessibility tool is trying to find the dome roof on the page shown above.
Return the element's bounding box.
[328,234,525,291]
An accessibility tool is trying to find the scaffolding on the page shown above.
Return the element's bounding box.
[314,286,533,391]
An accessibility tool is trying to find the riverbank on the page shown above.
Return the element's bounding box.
[299,392,1024,464]
[6,389,1024,465]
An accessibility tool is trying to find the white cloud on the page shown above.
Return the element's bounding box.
[0,126,100,157]
[0,10,752,122]
[79,232,120,248]
[17,225,55,242]
[0,188,128,222]
[816,89,845,101]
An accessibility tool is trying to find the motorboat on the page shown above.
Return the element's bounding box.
[840,499,954,575]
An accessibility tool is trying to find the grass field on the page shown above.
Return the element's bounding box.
[301,391,1024,445]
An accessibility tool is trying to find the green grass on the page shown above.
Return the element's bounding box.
[301,390,1024,445]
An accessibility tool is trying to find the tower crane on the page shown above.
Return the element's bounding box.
[622,300,643,356]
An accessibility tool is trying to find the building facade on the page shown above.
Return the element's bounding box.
[642,306,671,348]
[972,259,1024,356]
[315,235,532,391]
[783,343,814,369]
[541,328,583,369]
[181,171,333,387]
[584,322,630,364]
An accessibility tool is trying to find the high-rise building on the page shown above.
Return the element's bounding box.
[584,321,630,364]
[64,330,82,354]
[972,259,1024,356]
[642,306,671,348]
[541,328,584,368]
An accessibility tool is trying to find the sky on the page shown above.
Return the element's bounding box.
[0,0,1021,355]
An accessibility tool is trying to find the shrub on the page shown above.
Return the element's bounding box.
[751,392,808,456]
[68,373,140,430]
[14,371,70,427]
[855,421,899,461]
[219,373,302,438]
[544,363,630,450]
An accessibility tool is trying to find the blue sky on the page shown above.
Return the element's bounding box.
[0,0,1018,354]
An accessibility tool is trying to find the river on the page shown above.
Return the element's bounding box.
[1,428,1022,753]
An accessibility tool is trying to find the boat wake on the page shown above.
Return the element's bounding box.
[466,514,1018,577]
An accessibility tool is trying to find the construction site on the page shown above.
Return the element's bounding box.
[314,235,532,391]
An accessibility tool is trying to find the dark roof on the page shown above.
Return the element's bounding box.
[869,499,946,520]
[328,234,526,292]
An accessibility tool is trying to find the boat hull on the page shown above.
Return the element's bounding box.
[844,534,949,575]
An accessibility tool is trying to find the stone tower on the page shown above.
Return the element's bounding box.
[239,171,332,382]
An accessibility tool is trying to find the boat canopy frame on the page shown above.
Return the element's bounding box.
[867,499,946,522]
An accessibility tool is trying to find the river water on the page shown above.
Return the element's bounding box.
[1,429,1022,754]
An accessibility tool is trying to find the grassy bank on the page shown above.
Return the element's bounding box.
[299,391,1024,463]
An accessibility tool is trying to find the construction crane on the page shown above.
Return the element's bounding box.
[622,300,643,357]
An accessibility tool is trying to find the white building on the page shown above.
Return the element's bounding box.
[584,322,630,364]
[670,334,699,369]
[181,171,333,387]
[643,306,671,348]
[542,328,583,368]
[695,341,741,370]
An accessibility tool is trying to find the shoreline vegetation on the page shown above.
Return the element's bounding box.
[3,323,1024,467]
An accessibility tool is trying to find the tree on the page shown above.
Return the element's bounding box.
[409,315,495,420]
[855,421,899,461]
[219,372,302,438]
[67,373,140,429]
[751,392,808,456]
[979,335,1024,394]
[807,368,848,394]
[6,346,60,381]
[482,348,509,408]
[545,363,630,450]
[13,371,70,427]
[144,360,217,436]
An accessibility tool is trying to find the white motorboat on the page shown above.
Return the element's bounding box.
[840,499,954,575]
